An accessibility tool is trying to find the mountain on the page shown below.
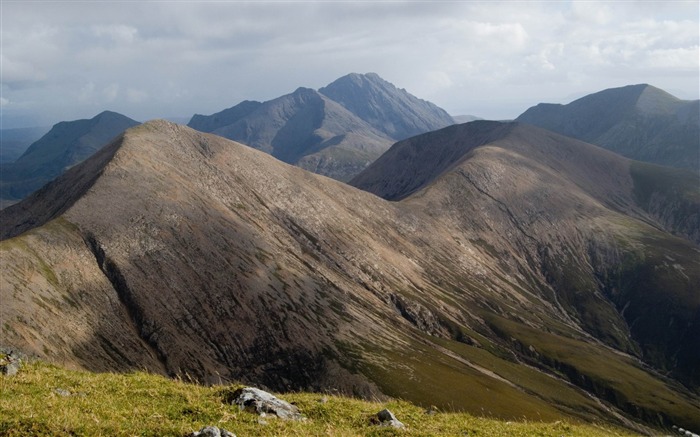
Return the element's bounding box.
[188,87,393,181]
[318,72,455,140]
[187,73,455,181]
[452,114,482,124]
[0,126,49,165]
[1,120,699,432]
[516,84,700,173]
[0,111,140,203]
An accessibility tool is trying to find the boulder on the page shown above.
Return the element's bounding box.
[376,408,405,428]
[189,426,236,437]
[0,352,21,376]
[225,387,302,420]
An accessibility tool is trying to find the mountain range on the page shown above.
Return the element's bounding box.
[187,73,455,181]
[516,84,700,173]
[1,119,698,433]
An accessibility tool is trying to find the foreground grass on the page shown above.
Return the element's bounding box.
[0,361,639,436]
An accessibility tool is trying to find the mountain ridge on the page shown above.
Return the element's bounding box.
[516,84,700,173]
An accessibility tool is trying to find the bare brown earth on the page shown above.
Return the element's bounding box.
[1,120,699,433]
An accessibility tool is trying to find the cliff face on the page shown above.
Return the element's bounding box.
[2,120,699,431]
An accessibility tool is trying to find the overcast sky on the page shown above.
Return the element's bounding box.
[1,1,698,128]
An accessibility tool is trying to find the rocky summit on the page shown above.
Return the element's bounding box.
[1,120,699,433]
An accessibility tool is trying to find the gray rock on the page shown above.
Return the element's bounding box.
[54,388,72,397]
[189,425,236,437]
[376,408,405,428]
[0,353,21,376]
[226,387,302,420]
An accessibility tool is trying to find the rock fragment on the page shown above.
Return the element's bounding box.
[224,387,302,420]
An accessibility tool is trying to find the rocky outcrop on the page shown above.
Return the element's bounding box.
[223,387,302,420]
[189,426,236,437]
[374,409,405,429]
[0,352,21,376]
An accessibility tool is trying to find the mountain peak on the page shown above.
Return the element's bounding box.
[516,84,698,172]
[319,72,454,140]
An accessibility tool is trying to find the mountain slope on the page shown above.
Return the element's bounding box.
[516,84,700,173]
[0,111,140,202]
[352,120,700,387]
[1,121,699,432]
[318,72,455,140]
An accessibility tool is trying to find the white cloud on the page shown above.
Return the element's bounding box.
[0,0,697,125]
[103,83,119,102]
[127,88,148,103]
[91,24,139,44]
[0,97,10,106]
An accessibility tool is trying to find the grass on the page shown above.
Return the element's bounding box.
[0,361,639,436]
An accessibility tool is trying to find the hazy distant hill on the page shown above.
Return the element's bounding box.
[452,114,482,124]
[516,84,700,173]
[188,73,456,181]
[2,120,699,432]
[318,72,455,140]
[0,126,49,165]
[0,111,139,203]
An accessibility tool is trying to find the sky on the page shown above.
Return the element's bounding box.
[1,0,698,128]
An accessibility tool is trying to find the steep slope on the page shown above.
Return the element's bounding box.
[188,87,393,181]
[0,111,140,203]
[318,72,455,140]
[2,121,699,432]
[516,84,700,173]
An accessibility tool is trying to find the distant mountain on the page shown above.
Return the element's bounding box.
[188,73,456,181]
[516,84,700,173]
[0,126,49,165]
[318,72,455,140]
[0,111,140,203]
[188,100,262,133]
[2,120,699,432]
[452,114,482,124]
[189,87,393,181]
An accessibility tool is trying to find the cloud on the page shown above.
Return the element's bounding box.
[1,97,10,106]
[0,1,697,126]
[91,24,139,45]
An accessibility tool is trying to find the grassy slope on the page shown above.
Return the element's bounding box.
[0,361,638,437]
